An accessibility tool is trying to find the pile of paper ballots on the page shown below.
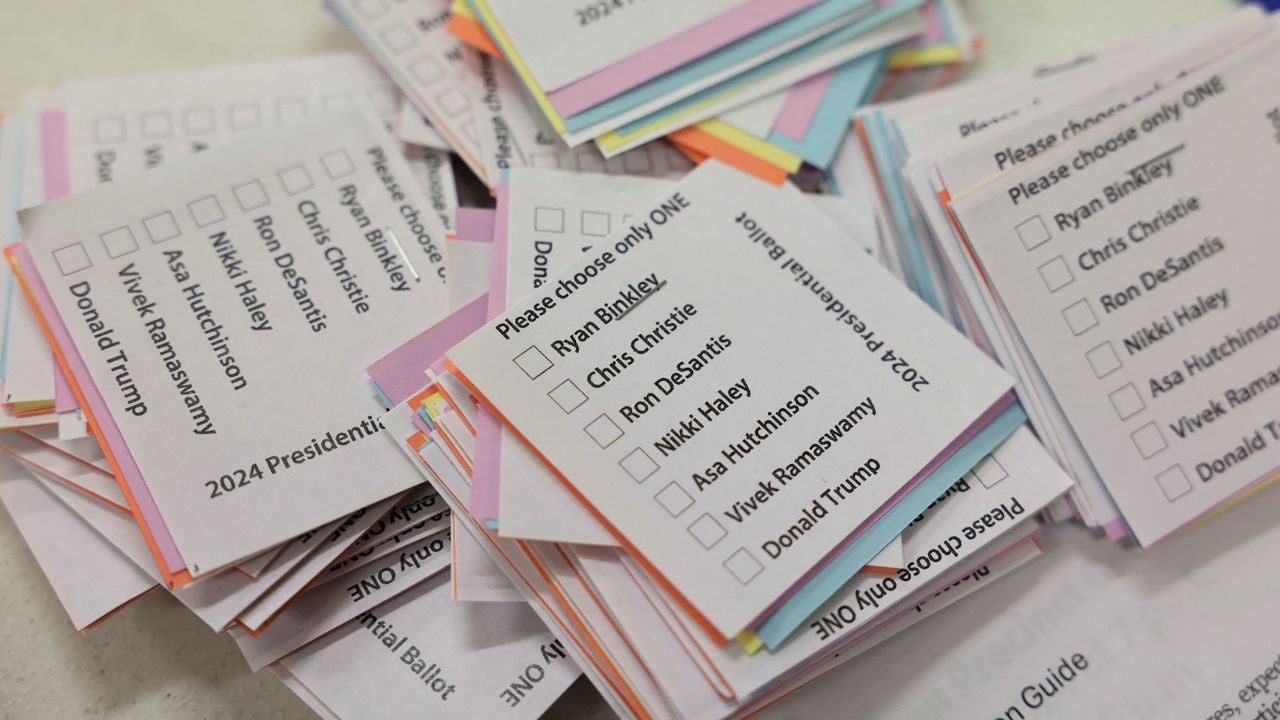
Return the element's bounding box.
[3,2,1280,718]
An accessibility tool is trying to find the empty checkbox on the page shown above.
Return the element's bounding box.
[1016,215,1051,251]
[548,379,588,413]
[584,414,623,449]
[188,195,226,228]
[229,103,262,131]
[321,150,356,179]
[513,345,553,380]
[461,120,480,144]
[233,180,270,211]
[53,243,92,275]
[654,481,693,517]
[381,24,418,53]
[1062,299,1099,336]
[535,207,565,233]
[724,548,763,585]
[1130,422,1167,459]
[1108,383,1145,420]
[143,211,180,244]
[352,0,388,20]
[100,227,138,258]
[275,98,308,125]
[620,448,658,483]
[182,107,216,135]
[278,165,314,195]
[1085,342,1121,379]
[1037,256,1074,292]
[688,514,727,549]
[436,88,469,118]
[1155,464,1191,502]
[139,111,173,139]
[410,58,444,85]
[93,115,126,144]
[581,211,610,237]
[970,454,1009,489]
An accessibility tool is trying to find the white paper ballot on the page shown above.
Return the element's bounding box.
[449,162,1011,640]
[15,110,450,579]
[277,573,580,720]
[951,39,1280,546]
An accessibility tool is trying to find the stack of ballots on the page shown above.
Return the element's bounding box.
[4,2,1280,719]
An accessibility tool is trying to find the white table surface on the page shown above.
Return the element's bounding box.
[0,0,1238,717]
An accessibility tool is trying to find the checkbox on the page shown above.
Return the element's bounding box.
[229,102,262,131]
[278,164,314,195]
[53,243,92,276]
[724,548,763,585]
[1085,341,1122,379]
[1062,299,1099,336]
[233,180,270,211]
[143,211,180,244]
[688,514,727,549]
[1130,422,1167,459]
[381,24,418,53]
[436,88,469,118]
[352,0,388,20]
[321,150,356,180]
[93,115,126,144]
[139,111,173,139]
[1016,215,1051,251]
[182,107,216,135]
[654,481,693,517]
[461,120,480,144]
[1108,383,1145,420]
[513,345,553,380]
[410,58,444,85]
[970,454,1009,489]
[322,92,353,111]
[1155,464,1191,502]
[1037,256,1074,292]
[620,448,658,483]
[623,152,653,173]
[534,207,565,233]
[584,414,623,449]
[187,195,226,228]
[100,227,138,259]
[275,98,308,125]
[548,379,588,413]
[581,211,610,237]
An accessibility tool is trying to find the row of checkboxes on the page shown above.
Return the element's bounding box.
[514,348,768,586]
[1018,216,1192,503]
[91,89,398,145]
[52,150,360,276]
[512,343,762,582]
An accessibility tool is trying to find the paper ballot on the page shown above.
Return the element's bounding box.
[10,110,450,580]
[448,161,1011,640]
[951,39,1280,546]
